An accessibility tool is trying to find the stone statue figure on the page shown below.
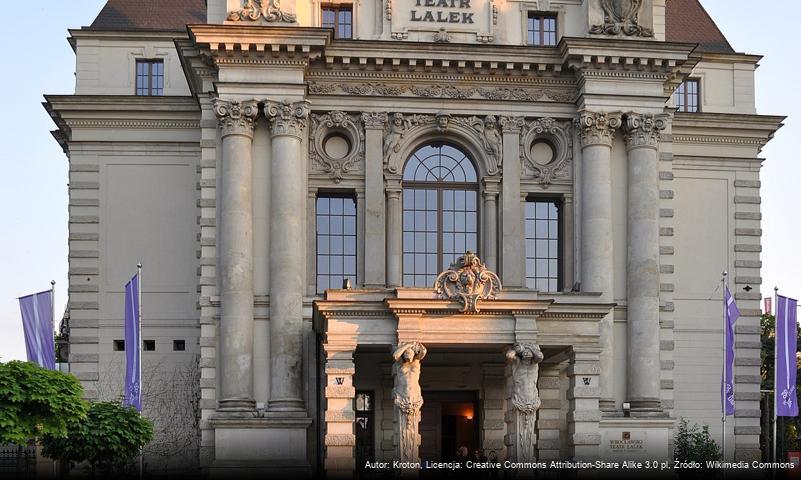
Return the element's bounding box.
[392,342,427,463]
[383,113,407,159]
[482,115,502,162]
[506,342,544,462]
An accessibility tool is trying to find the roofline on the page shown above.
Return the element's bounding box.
[694,0,736,54]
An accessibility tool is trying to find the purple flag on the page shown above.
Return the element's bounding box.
[124,273,141,411]
[722,287,740,416]
[18,290,56,370]
[776,294,799,417]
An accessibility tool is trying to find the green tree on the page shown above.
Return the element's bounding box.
[0,360,87,445]
[674,418,721,465]
[43,401,154,475]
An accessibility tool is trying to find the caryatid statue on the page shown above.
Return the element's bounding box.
[506,342,545,463]
[392,342,427,463]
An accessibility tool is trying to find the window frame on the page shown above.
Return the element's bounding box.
[321,3,354,39]
[524,196,563,292]
[135,59,164,96]
[315,192,358,294]
[402,142,480,288]
[527,12,558,46]
[674,78,701,113]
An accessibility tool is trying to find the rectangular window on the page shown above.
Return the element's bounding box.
[527,13,557,46]
[322,4,353,39]
[143,340,156,352]
[524,199,561,292]
[673,79,700,113]
[173,340,186,351]
[135,59,164,96]
[113,340,125,351]
[316,195,357,293]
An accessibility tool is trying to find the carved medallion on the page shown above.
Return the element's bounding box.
[434,251,501,313]
[310,111,365,183]
[590,0,653,37]
[227,0,297,23]
[520,117,574,186]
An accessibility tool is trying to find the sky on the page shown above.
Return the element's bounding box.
[0,1,798,361]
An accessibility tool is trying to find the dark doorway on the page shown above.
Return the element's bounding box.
[419,391,480,462]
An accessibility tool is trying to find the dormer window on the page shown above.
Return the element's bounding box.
[322,4,353,39]
[135,59,164,96]
[673,79,700,113]
[527,13,557,46]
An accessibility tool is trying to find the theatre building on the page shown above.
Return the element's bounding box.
[46,0,784,475]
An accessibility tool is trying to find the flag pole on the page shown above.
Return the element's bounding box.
[773,286,779,463]
[722,271,727,462]
[50,280,56,365]
[138,262,143,480]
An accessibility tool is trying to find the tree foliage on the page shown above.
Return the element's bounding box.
[43,401,153,473]
[0,360,87,445]
[674,418,720,464]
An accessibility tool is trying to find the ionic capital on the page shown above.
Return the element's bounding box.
[213,99,259,139]
[362,112,388,130]
[265,100,310,139]
[499,116,526,134]
[577,110,623,148]
[623,112,669,151]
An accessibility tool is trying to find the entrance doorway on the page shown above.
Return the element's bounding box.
[419,391,480,462]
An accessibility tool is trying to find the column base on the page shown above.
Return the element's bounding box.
[218,398,256,411]
[628,398,662,413]
[268,398,306,412]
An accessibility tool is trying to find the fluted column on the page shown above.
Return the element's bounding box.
[482,178,500,272]
[499,116,525,287]
[362,113,388,287]
[214,98,259,411]
[386,177,403,287]
[265,100,310,413]
[577,110,622,412]
[623,112,668,412]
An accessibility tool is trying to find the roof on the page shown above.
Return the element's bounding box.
[666,0,735,54]
[87,0,736,54]
[89,0,205,32]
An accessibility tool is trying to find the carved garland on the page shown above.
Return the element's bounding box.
[309,111,366,183]
[520,117,574,186]
[434,251,501,313]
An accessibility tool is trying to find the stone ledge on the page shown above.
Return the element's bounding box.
[735,228,762,237]
[734,196,761,204]
[735,260,762,268]
[735,212,762,221]
[734,244,762,253]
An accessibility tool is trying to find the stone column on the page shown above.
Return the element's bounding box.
[499,117,525,287]
[214,98,259,411]
[623,113,667,412]
[386,177,403,287]
[577,110,622,412]
[567,347,602,459]
[265,100,311,413]
[362,113,388,287]
[482,178,499,272]
[392,342,426,466]
[323,343,357,478]
[504,343,544,463]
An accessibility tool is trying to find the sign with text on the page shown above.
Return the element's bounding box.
[391,0,495,42]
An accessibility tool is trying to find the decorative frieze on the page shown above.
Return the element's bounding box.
[213,99,259,138]
[577,111,622,148]
[227,0,297,23]
[623,112,669,150]
[310,111,365,183]
[308,82,574,103]
[265,100,310,138]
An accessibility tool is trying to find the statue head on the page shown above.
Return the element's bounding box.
[513,343,543,364]
[394,342,427,363]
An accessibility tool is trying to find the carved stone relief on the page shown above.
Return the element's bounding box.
[506,342,544,463]
[309,111,365,182]
[392,342,427,463]
[434,251,501,313]
[213,99,259,138]
[227,0,297,23]
[520,117,574,186]
[307,82,575,103]
[622,112,669,150]
[589,0,653,37]
[265,100,310,138]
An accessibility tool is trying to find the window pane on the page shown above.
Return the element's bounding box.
[524,199,560,292]
[316,195,357,293]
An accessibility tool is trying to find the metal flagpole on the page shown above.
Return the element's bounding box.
[773,286,779,463]
[138,263,143,480]
[722,271,727,462]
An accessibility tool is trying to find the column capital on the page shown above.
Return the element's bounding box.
[214,98,259,139]
[499,116,526,134]
[577,110,622,148]
[361,112,388,130]
[623,112,670,151]
[265,100,310,139]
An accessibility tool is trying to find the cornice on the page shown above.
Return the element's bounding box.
[672,112,785,150]
[187,24,330,57]
[68,28,189,52]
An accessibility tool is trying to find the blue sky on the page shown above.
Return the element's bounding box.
[0,1,798,360]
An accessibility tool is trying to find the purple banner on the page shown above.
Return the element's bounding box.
[18,290,56,370]
[124,273,141,412]
[722,287,739,416]
[776,294,798,417]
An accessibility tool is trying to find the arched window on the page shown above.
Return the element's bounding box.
[402,143,479,287]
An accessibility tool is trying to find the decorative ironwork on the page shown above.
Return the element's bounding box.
[434,251,501,312]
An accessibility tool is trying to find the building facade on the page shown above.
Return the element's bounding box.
[46,0,784,475]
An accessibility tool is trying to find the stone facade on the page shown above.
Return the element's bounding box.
[45,0,784,475]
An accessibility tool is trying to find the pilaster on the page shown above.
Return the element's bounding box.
[481,178,500,272]
[385,176,403,287]
[567,348,602,459]
[323,344,357,478]
[499,116,525,288]
[363,112,388,287]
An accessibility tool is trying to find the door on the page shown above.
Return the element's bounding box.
[419,391,480,462]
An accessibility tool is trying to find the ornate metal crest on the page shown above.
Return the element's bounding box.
[434,251,501,313]
[590,0,653,37]
[228,0,297,23]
